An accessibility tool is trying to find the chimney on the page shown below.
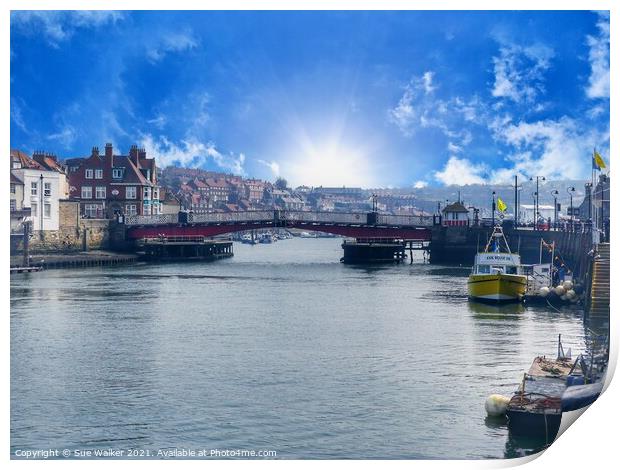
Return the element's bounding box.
[32,150,45,164]
[138,147,146,160]
[129,144,139,166]
[105,143,114,167]
[91,146,100,158]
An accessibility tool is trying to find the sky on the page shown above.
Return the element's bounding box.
[10,10,610,188]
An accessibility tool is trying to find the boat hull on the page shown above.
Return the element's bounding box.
[506,408,561,441]
[468,274,527,302]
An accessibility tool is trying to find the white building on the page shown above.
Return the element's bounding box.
[10,149,61,232]
[519,204,556,224]
[442,201,470,227]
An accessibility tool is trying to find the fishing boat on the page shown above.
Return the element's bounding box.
[468,225,527,302]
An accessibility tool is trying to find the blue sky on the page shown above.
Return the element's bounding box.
[10,10,609,188]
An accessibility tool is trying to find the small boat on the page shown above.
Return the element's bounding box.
[259,233,274,244]
[506,354,575,442]
[468,225,527,302]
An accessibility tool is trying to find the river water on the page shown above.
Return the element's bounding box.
[11,237,592,459]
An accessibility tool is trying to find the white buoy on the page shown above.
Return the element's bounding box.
[485,394,510,417]
[566,289,576,300]
[554,285,565,296]
[563,280,573,290]
[560,295,567,301]
[539,286,550,297]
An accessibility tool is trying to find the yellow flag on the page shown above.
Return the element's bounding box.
[594,150,606,169]
[497,197,507,212]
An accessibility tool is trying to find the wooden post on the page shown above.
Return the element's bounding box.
[23,221,30,267]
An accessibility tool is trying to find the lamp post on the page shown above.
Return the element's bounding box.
[550,190,559,230]
[39,173,44,239]
[491,191,496,227]
[530,176,546,230]
[532,192,537,226]
[567,186,575,231]
[371,193,378,213]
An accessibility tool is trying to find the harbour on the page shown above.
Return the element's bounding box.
[10,237,603,459]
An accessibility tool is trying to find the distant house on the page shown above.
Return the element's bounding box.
[10,149,62,232]
[442,201,470,227]
[66,144,161,218]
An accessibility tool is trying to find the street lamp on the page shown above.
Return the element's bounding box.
[550,190,559,230]
[532,192,537,226]
[530,176,546,230]
[567,186,575,231]
[39,173,44,239]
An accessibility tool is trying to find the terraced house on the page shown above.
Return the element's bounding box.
[66,144,161,218]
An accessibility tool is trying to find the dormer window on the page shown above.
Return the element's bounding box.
[112,168,124,179]
[85,169,93,179]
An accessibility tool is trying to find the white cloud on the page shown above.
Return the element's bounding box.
[490,117,606,182]
[413,180,428,189]
[47,125,77,148]
[491,43,553,103]
[422,71,436,94]
[146,31,198,63]
[11,11,123,47]
[258,159,280,177]
[585,12,610,99]
[140,134,246,175]
[434,156,488,185]
[447,142,462,153]
[388,71,440,136]
[147,115,167,129]
[389,84,416,137]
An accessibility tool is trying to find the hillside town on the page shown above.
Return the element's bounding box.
[9,144,610,251]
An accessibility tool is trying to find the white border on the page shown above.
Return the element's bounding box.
[3,1,616,469]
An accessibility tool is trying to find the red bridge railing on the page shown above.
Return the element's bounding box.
[124,210,434,227]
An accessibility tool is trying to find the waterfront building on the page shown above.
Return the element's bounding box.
[66,144,161,218]
[10,149,62,232]
[519,204,555,224]
[442,201,470,226]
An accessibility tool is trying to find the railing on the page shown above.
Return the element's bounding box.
[377,214,434,226]
[283,211,366,224]
[125,214,178,225]
[188,211,273,223]
[124,210,435,227]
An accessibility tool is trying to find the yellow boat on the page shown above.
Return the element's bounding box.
[468,225,527,302]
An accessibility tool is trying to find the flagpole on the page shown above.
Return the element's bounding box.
[592,148,595,244]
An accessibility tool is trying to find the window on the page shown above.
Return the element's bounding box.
[81,186,92,199]
[477,265,490,274]
[95,186,106,199]
[126,186,136,199]
[143,201,151,215]
[143,187,151,199]
[84,204,103,218]
[95,169,103,179]
[44,204,51,218]
[10,200,16,211]
[112,168,124,179]
[10,183,16,194]
[44,182,51,197]
[125,204,137,216]
[31,203,37,217]
[85,169,94,179]
[31,182,38,196]
[152,188,159,200]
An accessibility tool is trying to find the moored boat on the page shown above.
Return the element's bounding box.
[468,225,527,302]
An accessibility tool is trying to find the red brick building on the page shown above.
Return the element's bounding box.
[66,143,161,218]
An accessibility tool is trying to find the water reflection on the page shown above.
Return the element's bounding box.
[504,433,549,459]
[468,301,526,318]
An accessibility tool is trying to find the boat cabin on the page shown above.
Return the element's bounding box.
[473,252,523,275]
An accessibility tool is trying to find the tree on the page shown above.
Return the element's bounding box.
[275,177,288,190]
